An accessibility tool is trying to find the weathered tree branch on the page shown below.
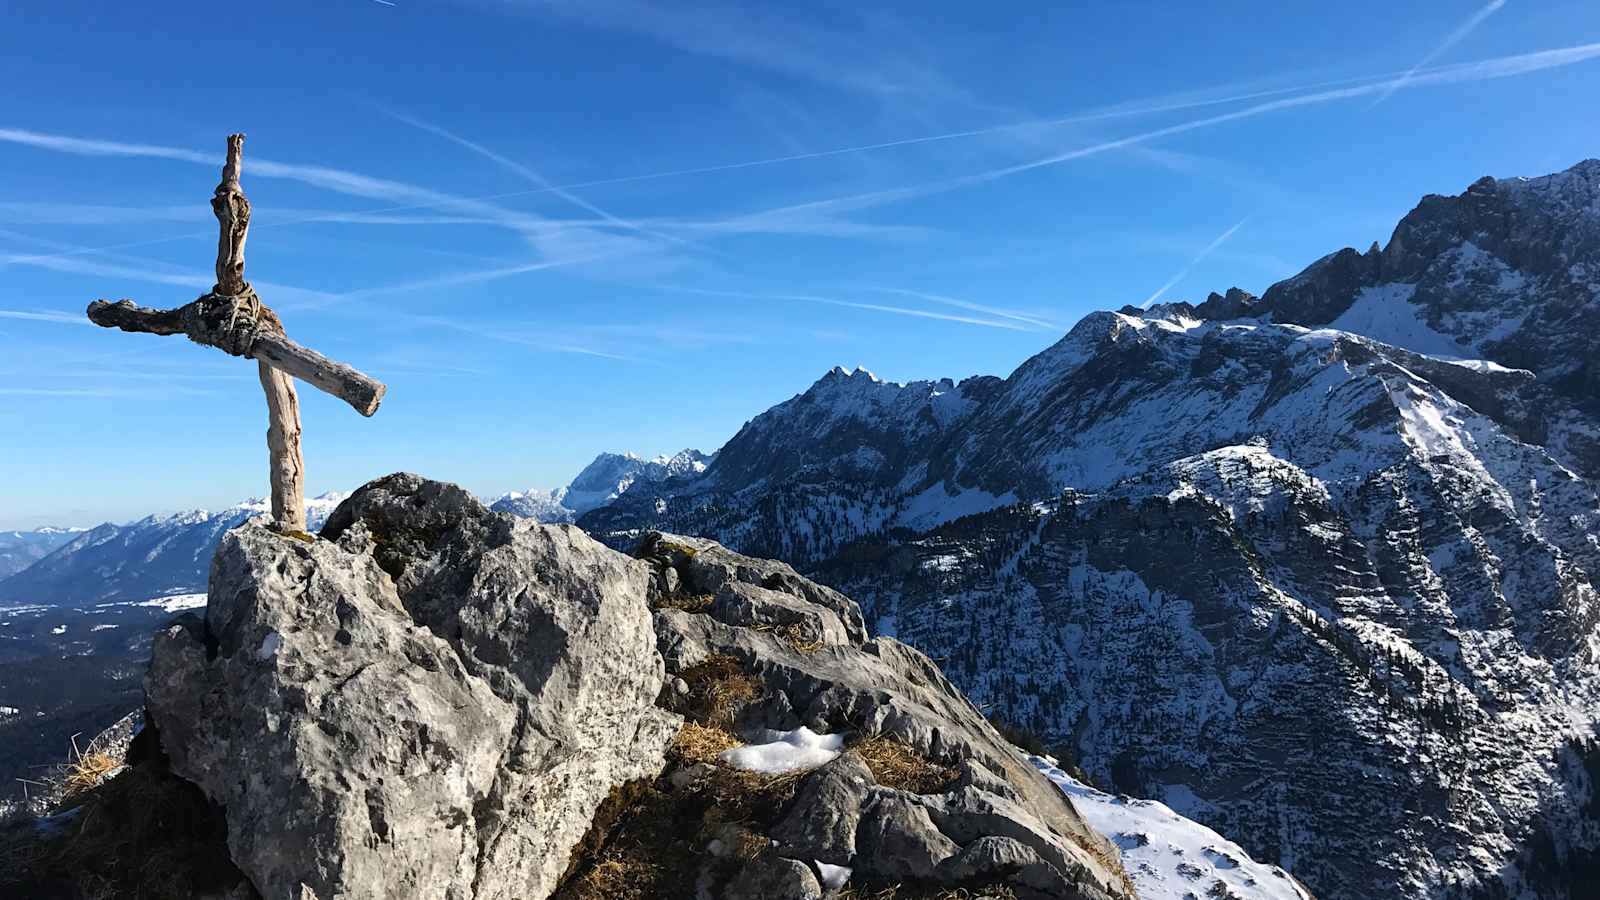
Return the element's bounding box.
[84,298,184,335]
[85,297,386,416]
[212,133,251,296]
[252,331,386,417]
[258,361,307,533]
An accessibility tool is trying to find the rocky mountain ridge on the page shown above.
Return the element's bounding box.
[578,160,1600,899]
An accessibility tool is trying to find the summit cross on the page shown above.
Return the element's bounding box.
[86,134,386,534]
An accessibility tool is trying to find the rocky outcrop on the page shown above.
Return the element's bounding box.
[608,532,1130,900]
[134,476,1130,900]
[145,474,678,900]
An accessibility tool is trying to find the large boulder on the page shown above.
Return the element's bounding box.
[145,473,679,900]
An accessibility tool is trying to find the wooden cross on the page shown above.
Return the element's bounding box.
[86,134,386,535]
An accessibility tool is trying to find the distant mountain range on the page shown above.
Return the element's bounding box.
[0,450,712,608]
[0,528,83,580]
[487,449,712,523]
[579,160,1600,899]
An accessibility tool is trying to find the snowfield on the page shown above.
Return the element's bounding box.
[1033,757,1312,900]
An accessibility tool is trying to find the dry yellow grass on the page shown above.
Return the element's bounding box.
[652,591,714,613]
[1,761,246,898]
[556,721,806,900]
[672,655,763,725]
[751,620,825,653]
[851,737,957,795]
[62,750,123,800]
[669,722,742,766]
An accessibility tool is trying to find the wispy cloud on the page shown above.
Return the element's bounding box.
[758,40,1600,223]
[472,0,965,105]
[0,385,220,397]
[1370,0,1508,107]
[1141,218,1250,309]
[0,126,641,273]
[866,288,1060,331]
[0,202,205,226]
[972,41,1600,186]
[0,229,340,309]
[377,107,694,251]
[0,308,92,326]
[663,285,1038,331]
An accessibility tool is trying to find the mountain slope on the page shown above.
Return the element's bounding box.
[579,160,1600,899]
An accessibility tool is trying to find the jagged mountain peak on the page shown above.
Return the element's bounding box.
[1204,159,1600,417]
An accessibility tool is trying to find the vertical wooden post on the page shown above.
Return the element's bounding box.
[211,134,307,533]
[259,362,307,533]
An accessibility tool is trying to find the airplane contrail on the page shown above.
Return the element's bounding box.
[2,38,1596,279]
[1371,0,1508,107]
[1141,218,1250,309]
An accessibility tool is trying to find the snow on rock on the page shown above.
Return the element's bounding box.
[1033,758,1311,900]
[814,861,852,890]
[718,727,845,774]
[256,631,282,661]
[135,593,208,613]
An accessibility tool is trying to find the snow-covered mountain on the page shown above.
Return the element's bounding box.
[488,448,712,523]
[581,160,1600,899]
[0,527,82,580]
[0,494,347,607]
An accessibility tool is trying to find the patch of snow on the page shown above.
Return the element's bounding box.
[896,483,1016,531]
[133,592,208,612]
[1328,284,1468,357]
[874,614,898,638]
[1033,758,1311,900]
[815,861,851,889]
[719,727,846,774]
[256,631,283,661]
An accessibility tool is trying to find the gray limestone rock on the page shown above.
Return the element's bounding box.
[855,791,961,881]
[146,474,679,900]
[769,751,875,865]
[640,532,1130,900]
[723,855,823,900]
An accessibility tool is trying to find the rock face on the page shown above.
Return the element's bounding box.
[628,532,1131,900]
[145,474,678,900]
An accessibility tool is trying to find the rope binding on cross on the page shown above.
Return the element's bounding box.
[181,283,270,358]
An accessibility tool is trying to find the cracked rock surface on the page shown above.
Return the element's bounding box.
[146,473,679,900]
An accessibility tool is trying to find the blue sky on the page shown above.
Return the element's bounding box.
[2,0,1598,528]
